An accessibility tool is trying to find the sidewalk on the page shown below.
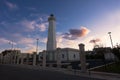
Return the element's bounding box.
[3,64,120,80]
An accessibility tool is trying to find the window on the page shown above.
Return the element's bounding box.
[62,54,64,58]
[73,54,76,58]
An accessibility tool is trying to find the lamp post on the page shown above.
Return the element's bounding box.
[108,32,113,48]
[9,41,13,64]
[32,38,39,66]
[36,38,39,54]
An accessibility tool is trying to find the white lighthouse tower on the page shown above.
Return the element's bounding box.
[47,14,56,51]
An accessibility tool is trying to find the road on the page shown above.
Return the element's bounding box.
[0,64,105,80]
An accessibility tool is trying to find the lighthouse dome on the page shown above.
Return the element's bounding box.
[48,14,56,21]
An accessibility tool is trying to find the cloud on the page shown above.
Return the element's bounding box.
[55,28,91,50]
[62,27,90,40]
[0,21,6,25]
[18,37,34,44]
[56,32,98,50]
[40,37,47,43]
[56,33,80,49]
[0,38,10,44]
[19,37,46,53]
[23,44,36,53]
[57,35,85,50]
[0,14,49,53]
[35,16,48,32]
[17,37,36,53]
[17,36,47,53]
[57,35,63,43]
[21,20,35,31]
[89,38,101,43]
[5,1,18,10]
[36,22,48,32]
[0,38,16,45]
[20,17,48,32]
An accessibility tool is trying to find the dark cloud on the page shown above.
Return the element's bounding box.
[89,38,101,43]
[62,33,77,40]
[62,27,90,40]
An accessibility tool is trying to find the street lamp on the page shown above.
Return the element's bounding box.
[36,38,39,54]
[32,38,39,66]
[108,32,114,48]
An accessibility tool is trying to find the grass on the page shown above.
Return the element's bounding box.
[92,61,120,74]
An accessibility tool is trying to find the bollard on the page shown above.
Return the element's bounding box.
[42,50,46,68]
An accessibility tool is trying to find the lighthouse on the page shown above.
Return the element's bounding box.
[47,14,56,51]
[38,15,82,62]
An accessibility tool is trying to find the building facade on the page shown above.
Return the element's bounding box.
[0,50,21,64]
[39,48,80,62]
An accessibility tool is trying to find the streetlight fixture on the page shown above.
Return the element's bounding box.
[108,32,114,48]
[9,41,13,50]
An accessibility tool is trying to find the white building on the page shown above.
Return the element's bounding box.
[39,48,80,62]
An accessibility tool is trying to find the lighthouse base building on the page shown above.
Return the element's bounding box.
[39,48,80,62]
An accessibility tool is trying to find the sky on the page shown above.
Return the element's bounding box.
[0,0,120,53]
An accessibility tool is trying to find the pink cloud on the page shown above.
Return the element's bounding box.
[89,38,101,43]
[63,27,90,40]
[0,38,10,44]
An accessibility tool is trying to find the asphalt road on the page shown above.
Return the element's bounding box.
[0,64,105,80]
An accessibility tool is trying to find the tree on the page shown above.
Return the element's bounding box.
[112,48,120,60]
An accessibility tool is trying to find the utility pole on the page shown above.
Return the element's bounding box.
[108,32,114,48]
